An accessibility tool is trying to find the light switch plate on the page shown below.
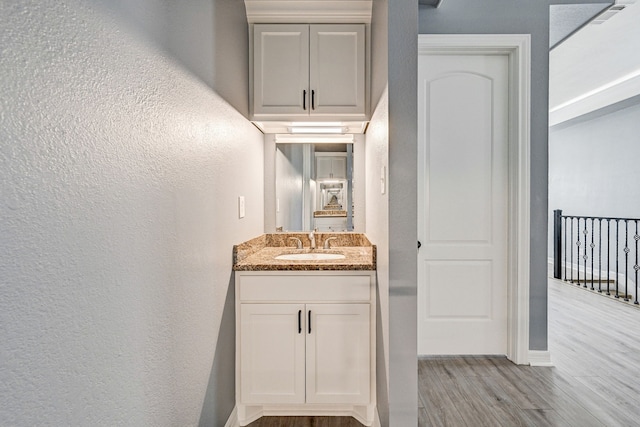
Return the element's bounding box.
[238,196,245,218]
[380,166,386,195]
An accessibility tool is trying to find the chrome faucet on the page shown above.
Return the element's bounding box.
[323,236,338,249]
[288,237,303,249]
[309,230,316,250]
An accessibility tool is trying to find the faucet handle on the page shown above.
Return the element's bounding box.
[323,236,338,250]
[288,237,303,249]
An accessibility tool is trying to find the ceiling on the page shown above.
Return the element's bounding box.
[549,1,640,125]
[549,3,611,49]
[418,0,444,7]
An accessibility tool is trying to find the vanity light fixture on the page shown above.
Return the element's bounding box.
[288,126,347,134]
[251,121,368,134]
[274,134,355,144]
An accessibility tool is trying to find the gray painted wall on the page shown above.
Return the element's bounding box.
[388,0,419,424]
[0,0,263,425]
[549,100,640,250]
[419,0,606,352]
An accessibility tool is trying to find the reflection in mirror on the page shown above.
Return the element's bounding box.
[275,143,355,232]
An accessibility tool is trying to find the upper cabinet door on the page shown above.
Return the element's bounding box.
[309,24,365,117]
[330,156,347,179]
[254,24,309,117]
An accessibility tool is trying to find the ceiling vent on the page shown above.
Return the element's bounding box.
[591,0,636,25]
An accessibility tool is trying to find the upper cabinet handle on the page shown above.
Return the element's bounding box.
[311,90,315,110]
[303,90,307,110]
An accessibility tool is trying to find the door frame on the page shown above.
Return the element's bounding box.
[418,34,531,365]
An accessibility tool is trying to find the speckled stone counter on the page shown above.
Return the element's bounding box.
[233,232,376,271]
[313,210,347,217]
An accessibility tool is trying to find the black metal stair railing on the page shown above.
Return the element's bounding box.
[553,209,640,304]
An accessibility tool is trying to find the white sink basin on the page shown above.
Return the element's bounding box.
[275,253,346,261]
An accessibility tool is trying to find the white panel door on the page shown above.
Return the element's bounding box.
[310,24,365,116]
[240,304,306,404]
[306,304,370,404]
[417,53,509,355]
[254,24,309,116]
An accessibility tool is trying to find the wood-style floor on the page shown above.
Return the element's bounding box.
[246,416,364,427]
[249,278,640,426]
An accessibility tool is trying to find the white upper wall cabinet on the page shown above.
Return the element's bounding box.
[253,24,366,120]
[244,0,372,25]
[316,153,347,180]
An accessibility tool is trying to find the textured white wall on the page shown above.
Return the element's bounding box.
[0,1,263,425]
[368,0,389,422]
[353,135,367,232]
[365,88,390,424]
[365,89,389,370]
[275,144,304,231]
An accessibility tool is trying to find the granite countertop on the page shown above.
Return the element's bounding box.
[233,233,376,271]
[314,210,347,217]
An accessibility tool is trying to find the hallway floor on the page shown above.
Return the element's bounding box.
[249,278,640,426]
[418,278,640,426]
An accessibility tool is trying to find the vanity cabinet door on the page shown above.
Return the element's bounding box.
[253,24,309,117]
[309,24,366,116]
[305,304,370,404]
[240,304,306,404]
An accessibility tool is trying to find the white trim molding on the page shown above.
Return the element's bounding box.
[225,406,240,427]
[418,34,532,365]
[549,68,640,126]
[226,405,381,426]
[529,350,554,367]
[244,0,372,24]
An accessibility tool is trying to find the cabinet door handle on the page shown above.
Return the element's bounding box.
[308,310,312,334]
[311,90,315,110]
[303,90,307,111]
[298,310,302,334]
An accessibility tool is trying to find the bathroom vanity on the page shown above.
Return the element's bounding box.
[232,233,377,426]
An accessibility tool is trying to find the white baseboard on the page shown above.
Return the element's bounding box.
[372,409,381,427]
[225,405,380,427]
[528,350,553,367]
[225,406,240,427]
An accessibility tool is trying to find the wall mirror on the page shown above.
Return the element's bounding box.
[274,141,358,232]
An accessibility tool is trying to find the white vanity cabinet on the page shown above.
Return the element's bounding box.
[314,216,348,232]
[252,24,366,119]
[235,271,376,426]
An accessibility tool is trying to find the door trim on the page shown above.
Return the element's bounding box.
[418,34,531,365]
